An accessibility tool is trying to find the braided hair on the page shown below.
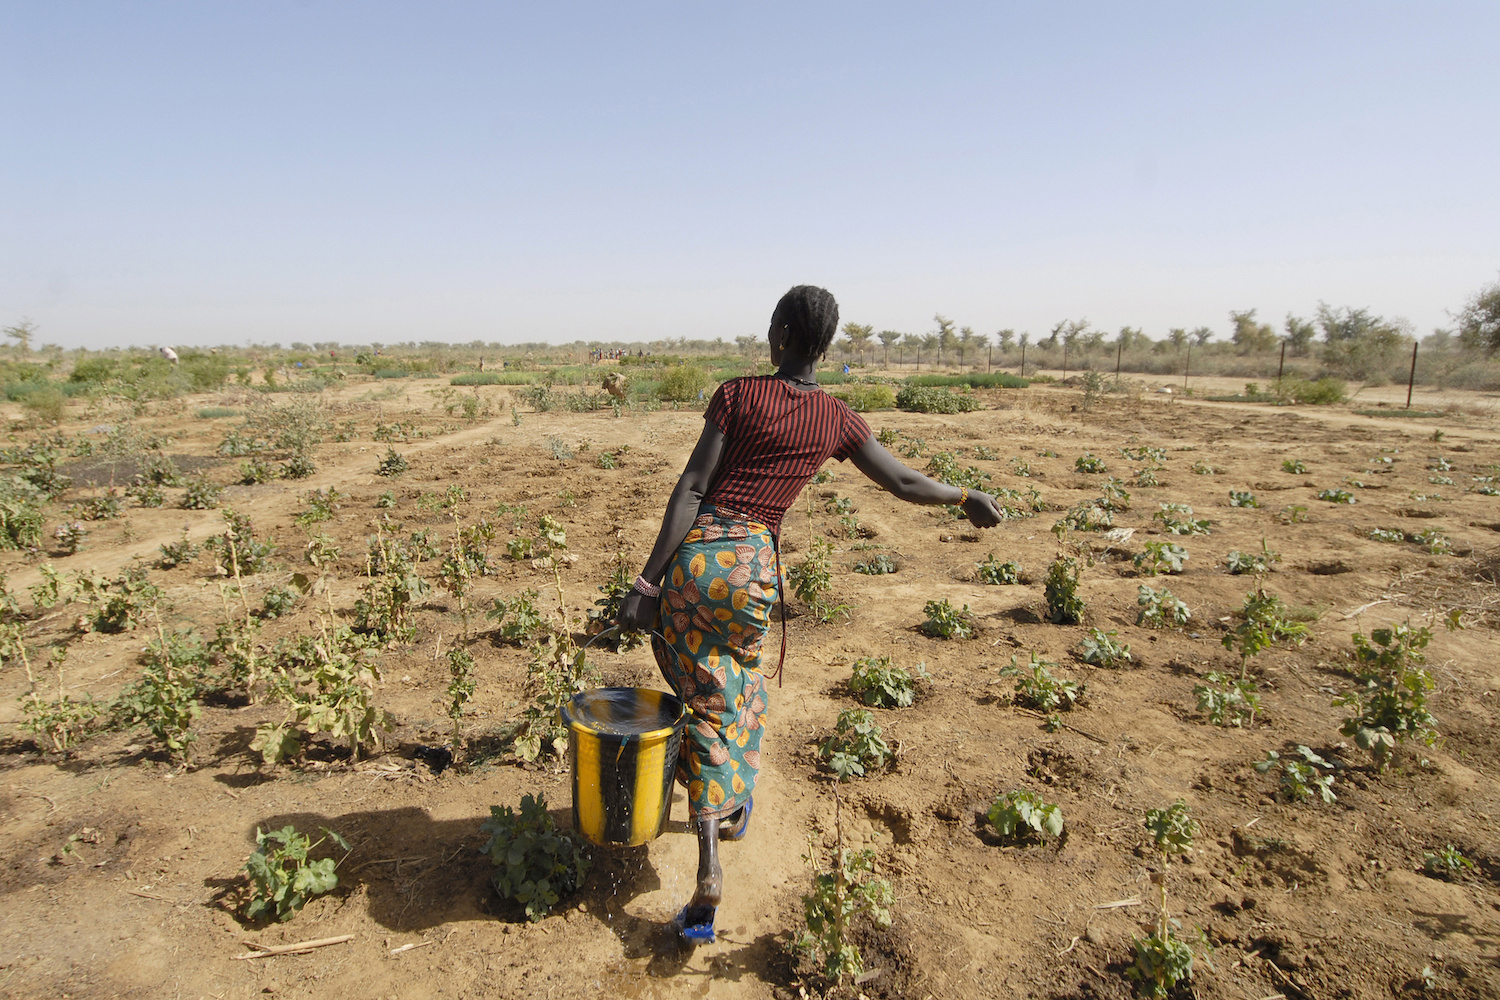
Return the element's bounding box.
[772,285,840,360]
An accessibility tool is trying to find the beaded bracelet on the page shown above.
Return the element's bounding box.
[957,487,969,506]
[632,575,662,597]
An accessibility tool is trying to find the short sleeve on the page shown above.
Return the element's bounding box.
[705,379,737,435]
[831,400,872,462]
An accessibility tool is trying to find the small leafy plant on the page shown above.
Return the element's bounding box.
[479,793,588,922]
[1137,585,1191,628]
[1194,672,1260,727]
[1224,538,1281,575]
[1077,628,1132,668]
[1255,745,1336,804]
[819,708,894,781]
[788,537,850,623]
[1228,490,1259,508]
[1153,503,1212,535]
[1128,801,1206,999]
[244,825,350,923]
[851,552,898,575]
[1335,623,1438,771]
[1133,541,1186,576]
[1422,845,1474,880]
[1282,458,1307,474]
[1075,452,1108,474]
[376,448,409,477]
[1043,556,1084,624]
[798,840,893,984]
[985,789,1064,844]
[976,554,1022,584]
[1317,488,1356,504]
[1003,653,1085,712]
[180,476,223,510]
[848,656,926,708]
[1222,588,1309,673]
[488,589,546,644]
[921,598,975,639]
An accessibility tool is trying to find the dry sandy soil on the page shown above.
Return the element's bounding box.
[0,370,1497,1000]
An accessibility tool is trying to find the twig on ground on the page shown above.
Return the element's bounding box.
[1094,898,1142,909]
[13,787,58,814]
[234,934,355,960]
[126,889,174,902]
[1014,708,1109,744]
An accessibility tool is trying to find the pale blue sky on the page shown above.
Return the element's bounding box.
[3,2,1497,349]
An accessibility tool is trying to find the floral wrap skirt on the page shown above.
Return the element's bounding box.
[652,508,778,820]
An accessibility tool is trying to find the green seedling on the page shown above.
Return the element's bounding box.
[1335,623,1438,771]
[1275,504,1310,524]
[788,536,851,623]
[1043,556,1085,624]
[798,840,893,985]
[921,598,975,639]
[1422,845,1474,880]
[1368,527,1406,543]
[1255,745,1336,804]
[1074,452,1108,474]
[1003,653,1085,712]
[488,589,546,644]
[1190,460,1217,475]
[1224,539,1281,575]
[1222,588,1309,675]
[976,554,1021,585]
[244,825,351,923]
[848,656,926,708]
[819,708,894,781]
[1128,800,1206,999]
[1228,490,1259,508]
[479,793,588,922]
[1153,503,1212,535]
[1281,459,1307,474]
[1137,585,1191,628]
[852,552,898,575]
[376,448,408,476]
[1317,488,1356,504]
[1077,628,1132,668]
[985,790,1064,844]
[1194,672,1260,727]
[1134,541,1187,576]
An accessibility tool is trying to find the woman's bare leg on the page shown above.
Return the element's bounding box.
[684,814,721,922]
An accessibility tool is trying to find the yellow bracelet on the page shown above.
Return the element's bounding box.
[958,487,969,506]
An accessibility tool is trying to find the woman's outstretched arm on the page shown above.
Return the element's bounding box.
[616,420,728,629]
[849,436,1005,528]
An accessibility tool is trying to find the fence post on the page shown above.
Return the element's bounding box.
[988,345,992,373]
[1115,340,1122,382]
[1020,343,1026,378]
[1183,345,1191,393]
[1277,341,1286,390]
[1406,342,1418,410]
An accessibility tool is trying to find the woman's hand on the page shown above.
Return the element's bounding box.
[962,490,1005,528]
[616,590,659,631]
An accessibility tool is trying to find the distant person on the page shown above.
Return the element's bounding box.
[616,284,1004,944]
[159,346,179,365]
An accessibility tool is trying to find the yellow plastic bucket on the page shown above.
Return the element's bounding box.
[563,687,688,848]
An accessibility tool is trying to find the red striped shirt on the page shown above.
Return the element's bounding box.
[702,375,872,533]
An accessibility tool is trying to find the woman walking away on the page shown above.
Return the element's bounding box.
[616,284,1004,943]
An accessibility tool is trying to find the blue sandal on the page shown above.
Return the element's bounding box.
[719,797,753,841]
[674,905,717,945]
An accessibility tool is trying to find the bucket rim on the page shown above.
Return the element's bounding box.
[562,686,687,742]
